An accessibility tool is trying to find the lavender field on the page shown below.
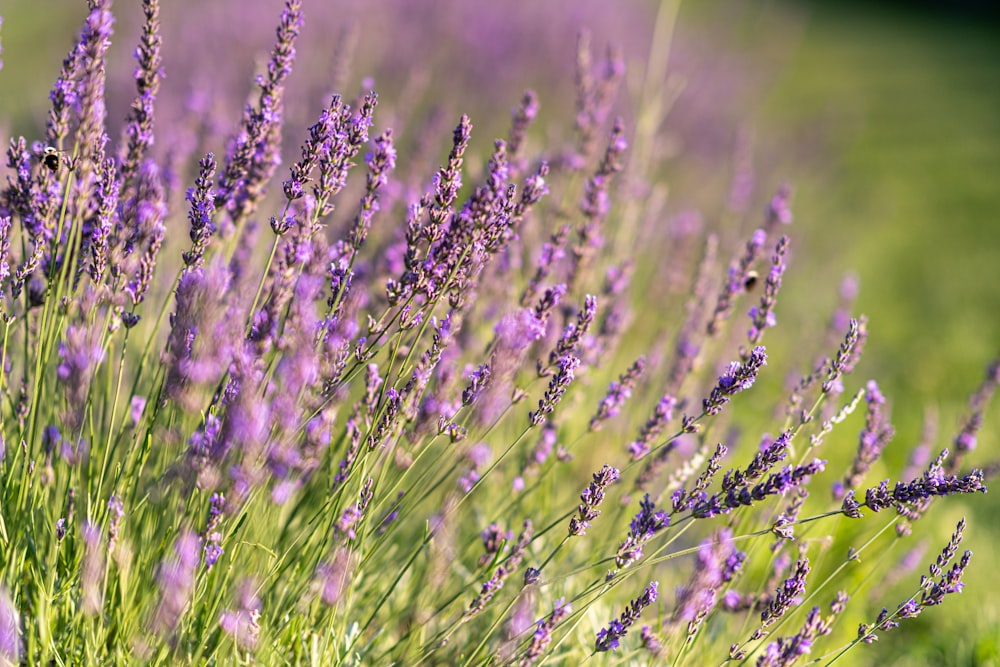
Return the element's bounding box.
[0,1,998,664]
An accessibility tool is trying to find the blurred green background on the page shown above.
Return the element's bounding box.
[2,0,998,663]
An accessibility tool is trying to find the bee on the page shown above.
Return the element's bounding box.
[743,270,759,292]
[42,146,62,173]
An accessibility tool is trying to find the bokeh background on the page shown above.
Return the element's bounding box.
[2,0,998,663]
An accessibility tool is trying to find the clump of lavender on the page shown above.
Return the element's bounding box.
[0,2,993,665]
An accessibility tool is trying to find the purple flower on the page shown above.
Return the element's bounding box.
[835,380,894,499]
[58,322,107,432]
[613,494,670,570]
[182,153,217,268]
[348,129,396,250]
[519,226,569,307]
[756,605,836,667]
[479,524,512,566]
[765,184,794,228]
[496,304,549,353]
[521,598,571,665]
[467,521,533,616]
[89,157,118,283]
[595,581,658,652]
[122,160,168,306]
[117,0,162,187]
[723,431,793,491]
[693,459,826,519]
[569,118,627,291]
[0,214,11,292]
[507,89,540,177]
[215,0,303,234]
[55,518,68,541]
[589,356,646,431]
[283,99,340,202]
[164,258,236,413]
[202,493,226,570]
[529,354,581,427]
[758,558,810,633]
[462,363,493,406]
[674,529,745,635]
[847,466,986,515]
[707,228,768,337]
[544,295,597,372]
[861,519,972,641]
[746,235,788,348]
[153,531,201,635]
[640,625,664,657]
[570,30,622,165]
[317,547,354,606]
[946,358,1000,474]
[823,318,866,393]
[74,0,114,162]
[130,395,146,426]
[568,464,620,536]
[627,393,676,460]
[0,586,20,665]
[219,578,261,650]
[702,346,767,417]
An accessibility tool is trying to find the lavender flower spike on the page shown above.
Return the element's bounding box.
[746,235,788,351]
[568,464,620,536]
[693,459,826,519]
[860,519,972,642]
[118,0,162,187]
[520,599,571,666]
[842,450,985,519]
[75,0,114,163]
[589,355,646,431]
[595,581,658,652]
[613,494,670,571]
[823,317,866,394]
[765,183,794,231]
[707,229,768,337]
[834,380,894,500]
[702,346,767,417]
[627,393,676,460]
[859,467,985,513]
[182,153,217,269]
[216,0,303,233]
[757,604,836,667]
[947,358,1000,474]
[153,531,201,636]
[349,129,397,250]
[529,354,581,426]
[673,530,746,638]
[753,558,811,639]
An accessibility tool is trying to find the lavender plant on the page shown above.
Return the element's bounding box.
[0,1,995,665]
